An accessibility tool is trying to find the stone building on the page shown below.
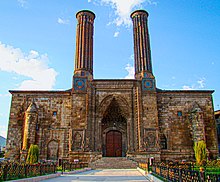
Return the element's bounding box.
[6,10,218,162]
[215,110,220,154]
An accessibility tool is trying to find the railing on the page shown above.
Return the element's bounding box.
[138,162,149,171]
[151,164,220,182]
[0,162,57,181]
[0,161,89,181]
[61,162,88,172]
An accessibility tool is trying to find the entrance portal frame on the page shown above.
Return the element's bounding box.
[95,94,134,156]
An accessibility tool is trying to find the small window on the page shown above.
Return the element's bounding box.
[36,124,39,131]
[53,111,57,116]
[160,134,167,149]
[177,111,182,117]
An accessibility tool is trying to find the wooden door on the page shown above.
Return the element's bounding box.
[106,130,122,157]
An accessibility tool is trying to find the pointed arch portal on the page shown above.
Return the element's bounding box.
[101,97,127,157]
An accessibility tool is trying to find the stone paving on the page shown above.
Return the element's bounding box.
[40,169,158,182]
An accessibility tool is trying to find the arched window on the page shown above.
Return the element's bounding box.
[160,134,167,150]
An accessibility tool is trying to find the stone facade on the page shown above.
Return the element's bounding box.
[157,91,218,160]
[6,10,218,162]
[215,110,220,154]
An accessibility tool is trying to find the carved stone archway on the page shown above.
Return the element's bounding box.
[100,97,128,157]
[99,95,129,119]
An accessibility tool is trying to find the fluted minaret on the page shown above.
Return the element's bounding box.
[74,10,95,78]
[131,10,154,80]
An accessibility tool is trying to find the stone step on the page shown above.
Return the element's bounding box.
[89,157,138,169]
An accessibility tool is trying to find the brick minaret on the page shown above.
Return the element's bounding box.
[131,10,154,80]
[74,10,95,78]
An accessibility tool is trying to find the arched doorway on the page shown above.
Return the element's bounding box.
[106,130,122,157]
[101,98,127,157]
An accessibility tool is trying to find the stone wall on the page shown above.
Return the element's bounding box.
[6,91,72,160]
[141,91,160,157]
[6,86,218,162]
[6,93,24,160]
[157,90,218,161]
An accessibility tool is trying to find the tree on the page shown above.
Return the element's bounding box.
[194,140,207,166]
[0,151,5,158]
[26,144,39,164]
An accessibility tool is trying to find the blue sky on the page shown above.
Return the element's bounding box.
[0,0,220,138]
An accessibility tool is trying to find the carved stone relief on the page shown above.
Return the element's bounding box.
[47,140,59,160]
[71,130,84,151]
[144,129,158,151]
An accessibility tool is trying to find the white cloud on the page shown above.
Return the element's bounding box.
[182,78,206,90]
[129,54,134,60]
[88,0,92,2]
[0,125,7,138]
[114,31,119,37]
[12,76,18,80]
[0,131,7,138]
[17,0,28,8]
[124,64,134,79]
[197,78,205,88]
[0,42,57,90]
[182,85,194,90]
[94,0,157,27]
[57,18,69,25]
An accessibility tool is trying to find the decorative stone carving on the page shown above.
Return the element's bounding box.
[47,140,59,160]
[145,132,156,148]
[72,130,84,151]
[99,95,129,119]
[144,129,158,151]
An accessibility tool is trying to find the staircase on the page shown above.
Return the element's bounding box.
[89,157,138,169]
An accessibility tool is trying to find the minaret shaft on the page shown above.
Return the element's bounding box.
[131,10,153,79]
[74,10,95,76]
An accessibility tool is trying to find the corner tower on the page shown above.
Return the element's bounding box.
[73,10,95,92]
[131,10,156,91]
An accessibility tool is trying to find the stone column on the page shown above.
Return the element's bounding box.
[74,10,95,77]
[22,102,37,150]
[131,10,153,79]
[20,102,37,161]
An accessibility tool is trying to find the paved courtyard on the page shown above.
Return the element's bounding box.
[41,169,158,182]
